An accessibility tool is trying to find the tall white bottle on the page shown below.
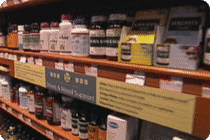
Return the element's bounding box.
[58,14,73,55]
[49,22,59,54]
[40,22,51,53]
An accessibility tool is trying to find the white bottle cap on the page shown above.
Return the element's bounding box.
[19,87,27,93]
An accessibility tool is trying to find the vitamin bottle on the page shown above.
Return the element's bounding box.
[6,25,11,49]
[40,22,51,53]
[58,14,73,55]
[89,15,107,58]
[61,95,74,131]
[71,18,89,56]
[72,100,80,136]
[106,14,127,61]
[28,85,35,114]
[23,24,31,51]
[8,24,18,50]
[18,25,24,50]
[19,84,28,110]
[2,78,10,101]
[0,28,6,48]
[30,23,40,52]
[46,90,61,125]
[49,22,59,54]
[88,105,99,140]
[35,86,45,119]
[79,103,89,140]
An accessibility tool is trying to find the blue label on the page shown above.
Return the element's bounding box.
[19,44,23,50]
[108,122,119,129]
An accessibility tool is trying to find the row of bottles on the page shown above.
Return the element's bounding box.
[0,111,49,140]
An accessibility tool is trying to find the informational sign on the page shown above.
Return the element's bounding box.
[46,68,96,104]
[14,61,46,88]
[96,77,196,134]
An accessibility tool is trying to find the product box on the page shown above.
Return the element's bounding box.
[154,5,206,70]
[118,8,168,65]
[139,121,199,140]
[107,113,139,140]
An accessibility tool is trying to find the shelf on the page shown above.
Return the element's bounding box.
[0,98,79,140]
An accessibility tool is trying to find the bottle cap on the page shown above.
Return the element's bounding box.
[18,25,24,32]
[50,22,59,28]
[91,15,107,23]
[73,19,88,25]
[61,14,72,20]
[24,24,30,32]
[109,13,128,21]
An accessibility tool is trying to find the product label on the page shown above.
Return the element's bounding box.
[79,121,89,139]
[53,103,61,122]
[28,94,35,112]
[18,34,23,50]
[35,96,43,116]
[49,32,58,53]
[61,108,72,130]
[2,84,9,101]
[71,33,89,56]
[156,44,170,65]
[46,102,53,121]
[20,92,28,109]
[90,29,106,55]
[98,129,107,140]
[132,19,160,31]
[58,26,71,54]
[72,118,79,135]
[0,36,5,47]
[64,61,74,72]
[23,34,30,49]
[202,87,210,98]
[88,125,99,140]
[168,17,202,31]
[31,34,40,50]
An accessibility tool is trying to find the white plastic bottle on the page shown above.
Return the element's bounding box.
[18,25,24,50]
[58,14,73,55]
[49,22,59,54]
[71,18,89,56]
[19,84,28,110]
[2,79,10,101]
[40,22,51,53]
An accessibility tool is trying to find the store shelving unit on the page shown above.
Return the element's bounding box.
[0,0,210,140]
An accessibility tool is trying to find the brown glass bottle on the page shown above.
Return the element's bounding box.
[88,105,99,140]
[35,86,45,120]
[79,103,89,140]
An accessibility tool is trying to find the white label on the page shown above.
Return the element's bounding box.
[27,56,34,64]
[46,130,53,139]
[4,53,8,59]
[202,87,210,98]
[2,103,6,109]
[13,54,17,61]
[20,56,26,63]
[27,118,32,125]
[79,121,89,139]
[61,108,72,130]
[8,107,12,113]
[126,71,146,86]
[64,61,74,72]
[35,58,43,66]
[8,54,13,60]
[0,53,3,58]
[19,93,28,109]
[160,76,183,92]
[28,94,35,113]
[55,60,64,70]
[85,65,98,77]
[106,47,118,57]
[18,114,23,120]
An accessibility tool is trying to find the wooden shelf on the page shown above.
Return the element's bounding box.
[0,98,79,140]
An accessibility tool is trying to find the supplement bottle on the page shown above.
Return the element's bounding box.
[58,14,73,55]
[23,24,31,51]
[30,23,40,52]
[46,90,61,125]
[89,15,107,58]
[88,105,99,140]
[18,25,24,50]
[28,85,35,114]
[2,79,10,101]
[49,22,59,54]
[35,86,45,119]
[61,95,74,131]
[0,28,6,48]
[71,18,89,56]
[72,100,80,136]
[40,22,51,53]
[6,25,12,49]
[9,24,18,50]
[106,14,127,61]
[79,103,89,140]
[19,85,28,110]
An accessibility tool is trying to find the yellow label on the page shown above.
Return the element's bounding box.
[14,61,46,88]
[96,77,196,134]
[126,34,155,44]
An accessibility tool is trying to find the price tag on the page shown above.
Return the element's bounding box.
[46,130,53,139]
[0,52,3,58]
[126,71,146,86]
[18,114,23,120]
[64,61,74,72]
[27,56,34,64]
[13,54,17,61]
[8,107,12,113]
[160,76,183,92]
[55,60,64,70]
[8,54,13,60]
[19,56,26,63]
[4,53,8,59]
[85,64,98,77]
[2,103,6,109]
[26,118,32,125]
[35,57,43,66]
